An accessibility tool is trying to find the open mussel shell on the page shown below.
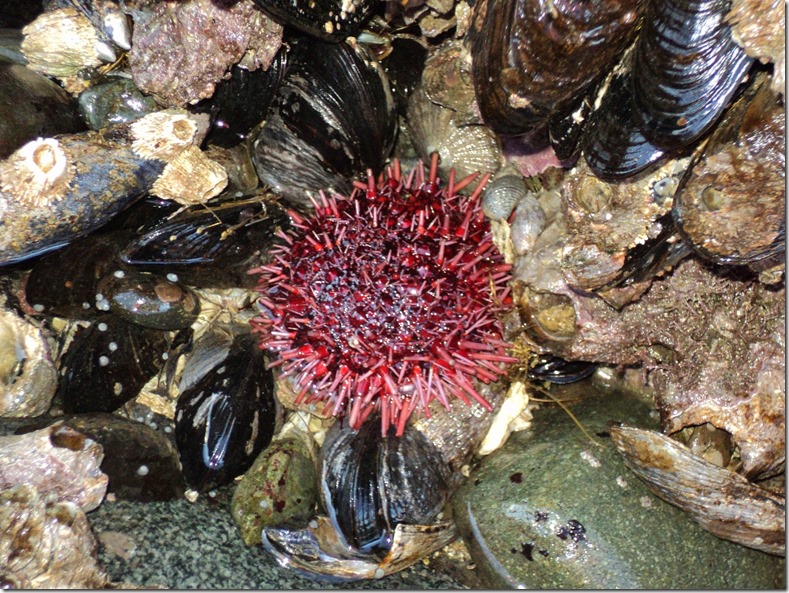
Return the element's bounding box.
[174,332,281,492]
[121,193,290,288]
[632,0,755,151]
[611,425,785,556]
[250,37,397,207]
[251,0,374,42]
[57,316,171,414]
[262,515,457,582]
[320,420,453,554]
[469,0,646,135]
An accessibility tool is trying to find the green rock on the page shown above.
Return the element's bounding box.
[453,391,785,589]
[231,436,318,546]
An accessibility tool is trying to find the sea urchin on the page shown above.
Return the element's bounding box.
[250,155,515,436]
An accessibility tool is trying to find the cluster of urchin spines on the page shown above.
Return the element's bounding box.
[250,154,515,436]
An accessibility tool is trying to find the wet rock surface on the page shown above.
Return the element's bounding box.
[453,387,786,589]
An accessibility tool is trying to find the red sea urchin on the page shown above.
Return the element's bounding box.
[250,155,516,435]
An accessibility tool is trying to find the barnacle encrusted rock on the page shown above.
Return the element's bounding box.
[0,309,57,418]
[514,256,785,479]
[129,0,283,106]
[0,483,109,588]
[0,423,108,511]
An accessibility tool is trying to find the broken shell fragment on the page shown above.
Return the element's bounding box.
[611,425,785,556]
[262,515,457,582]
[150,145,229,205]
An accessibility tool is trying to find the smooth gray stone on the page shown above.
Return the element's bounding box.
[0,60,85,158]
[453,391,785,589]
[79,77,159,131]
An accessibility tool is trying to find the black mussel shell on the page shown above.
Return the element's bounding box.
[582,55,667,180]
[381,37,429,116]
[321,421,452,554]
[95,269,200,330]
[250,37,397,207]
[252,0,375,42]
[527,354,598,385]
[58,316,171,414]
[189,51,287,148]
[120,194,290,288]
[632,0,755,151]
[549,95,594,165]
[469,0,646,135]
[174,332,280,492]
[24,230,134,319]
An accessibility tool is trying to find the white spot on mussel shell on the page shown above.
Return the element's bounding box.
[136,464,149,476]
[97,322,108,332]
[108,342,118,352]
[113,270,125,279]
[98,356,110,367]
[32,304,45,312]
[166,273,179,282]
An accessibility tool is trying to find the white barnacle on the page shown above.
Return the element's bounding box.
[131,111,198,161]
[0,138,74,207]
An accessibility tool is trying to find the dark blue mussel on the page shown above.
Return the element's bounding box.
[15,413,186,502]
[469,0,646,136]
[319,420,452,554]
[582,0,755,178]
[250,36,397,207]
[174,331,281,492]
[95,269,201,330]
[252,0,376,42]
[581,53,667,180]
[189,50,288,148]
[632,0,755,150]
[24,231,134,320]
[25,229,200,329]
[121,193,290,288]
[57,315,174,414]
[527,354,599,385]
